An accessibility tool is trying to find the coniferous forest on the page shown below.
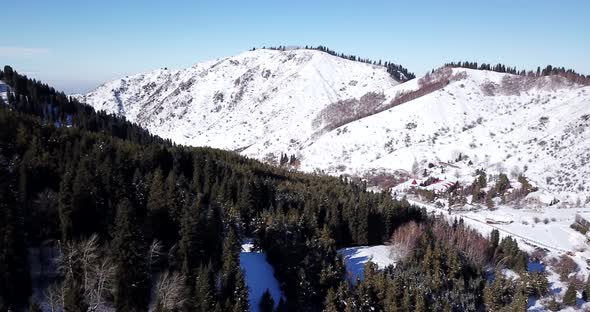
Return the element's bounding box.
[0,66,543,311]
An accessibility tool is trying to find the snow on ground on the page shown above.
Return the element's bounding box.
[78,57,590,208]
[304,68,590,206]
[240,243,284,312]
[75,48,399,158]
[338,245,397,281]
[408,198,590,310]
[0,80,9,102]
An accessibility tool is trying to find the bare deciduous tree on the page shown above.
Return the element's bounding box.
[53,234,116,311]
[148,240,163,273]
[389,221,423,261]
[153,271,187,311]
[44,282,64,312]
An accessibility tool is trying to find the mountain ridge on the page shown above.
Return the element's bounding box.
[75,49,590,205]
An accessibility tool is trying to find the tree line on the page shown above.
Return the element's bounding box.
[445,61,590,85]
[0,65,539,311]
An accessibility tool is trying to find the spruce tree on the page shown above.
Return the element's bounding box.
[179,195,208,284]
[563,284,577,306]
[510,282,528,311]
[58,166,75,241]
[232,269,250,312]
[147,168,175,246]
[112,198,150,311]
[194,264,216,312]
[584,276,590,301]
[259,289,275,312]
[323,288,339,312]
[0,155,31,308]
[221,226,241,300]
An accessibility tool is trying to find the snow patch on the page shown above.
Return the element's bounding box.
[240,243,284,311]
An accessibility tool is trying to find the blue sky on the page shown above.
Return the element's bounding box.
[3,0,589,93]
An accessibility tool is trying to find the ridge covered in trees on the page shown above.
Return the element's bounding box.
[0,66,545,311]
[251,45,416,82]
[445,61,590,85]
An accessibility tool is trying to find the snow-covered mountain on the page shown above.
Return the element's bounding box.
[77,49,590,204]
[75,48,400,155]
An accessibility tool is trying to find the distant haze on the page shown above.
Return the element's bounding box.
[3,0,589,93]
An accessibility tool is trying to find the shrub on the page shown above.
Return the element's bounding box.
[571,223,588,235]
[550,255,578,280]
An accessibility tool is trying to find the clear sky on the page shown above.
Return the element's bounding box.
[3,0,589,93]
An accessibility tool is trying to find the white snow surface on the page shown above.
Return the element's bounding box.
[77,51,590,206]
[75,48,398,157]
[240,243,284,312]
[409,199,590,310]
[338,245,397,281]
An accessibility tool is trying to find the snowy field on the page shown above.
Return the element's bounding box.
[338,245,396,281]
[240,243,284,312]
[408,199,590,310]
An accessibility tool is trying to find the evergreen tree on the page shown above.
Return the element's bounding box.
[563,284,577,306]
[112,198,150,311]
[510,282,528,311]
[147,168,176,246]
[179,195,208,283]
[232,269,250,312]
[259,289,275,312]
[583,276,590,301]
[0,155,31,308]
[221,226,241,300]
[323,288,339,312]
[58,166,75,241]
[194,264,216,312]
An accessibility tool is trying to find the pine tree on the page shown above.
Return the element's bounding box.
[221,226,241,300]
[259,289,275,312]
[510,282,528,311]
[490,229,500,251]
[583,276,590,301]
[179,195,208,283]
[563,284,577,306]
[194,264,216,312]
[527,272,548,298]
[147,168,175,246]
[414,290,426,312]
[112,198,150,311]
[0,155,31,308]
[276,298,288,312]
[232,269,250,312]
[323,288,339,312]
[71,158,99,237]
[58,166,75,241]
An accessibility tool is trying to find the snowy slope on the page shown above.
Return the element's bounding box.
[77,50,590,204]
[75,49,399,156]
[303,68,590,204]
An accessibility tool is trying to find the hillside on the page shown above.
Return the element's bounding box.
[3,62,589,311]
[305,67,590,205]
[75,48,400,157]
[78,51,590,206]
